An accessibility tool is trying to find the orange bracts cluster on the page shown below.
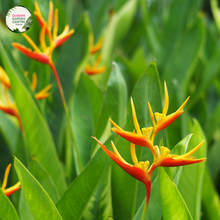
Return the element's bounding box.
[1,164,21,197]
[85,34,105,75]
[0,66,52,130]
[12,1,74,65]
[93,82,206,212]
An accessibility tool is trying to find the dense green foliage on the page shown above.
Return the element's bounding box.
[0,0,220,219]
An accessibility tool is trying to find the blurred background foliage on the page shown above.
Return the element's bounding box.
[0,0,220,219]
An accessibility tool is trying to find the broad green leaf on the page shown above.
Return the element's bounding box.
[14,157,63,220]
[165,80,190,149]
[28,157,60,203]
[189,42,220,109]
[56,147,111,220]
[0,111,19,154]
[80,161,112,220]
[170,134,193,185]
[178,119,207,220]
[72,73,103,167]
[88,0,110,41]
[202,166,220,220]
[158,0,200,70]
[159,167,193,220]
[112,62,163,219]
[18,191,34,220]
[95,0,138,88]
[207,139,220,181]
[93,62,128,146]
[0,189,20,220]
[0,41,67,195]
[162,14,205,94]
[46,13,90,152]
[211,0,220,33]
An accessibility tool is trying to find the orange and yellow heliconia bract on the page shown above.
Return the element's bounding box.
[1,164,21,197]
[12,1,74,65]
[93,82,206,212]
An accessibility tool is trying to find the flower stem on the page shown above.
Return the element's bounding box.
[141,179,151,220]
[49,61,83,174]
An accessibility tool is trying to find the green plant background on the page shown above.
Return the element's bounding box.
[0,0,220,219]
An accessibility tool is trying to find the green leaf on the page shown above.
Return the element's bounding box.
[189,42,220,109]
[93,62,128,145]
[178,119,207,220]
[159,167,193,220]
[0,41,67,195]
[56,147,111,220]
[28,157,60,203]
[18,191,34,220]
[202,166,220,220]
[0,111,19,154]
[170,134,193,185]
[14,157,63,220]
[111,62,163,219]
[72,73,103,167]
[95,0,138,88]
[158,0,201,70]
[162,14,205,94]
[0,189,20,220]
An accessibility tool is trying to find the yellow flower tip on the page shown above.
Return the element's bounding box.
[24,71,29,76]
[109,118,123,131]
[22,33,41,53]
[48,1,54,30]
[184,140,205,158]
[148,102,155,126]
[160,146,170,156]
[130,98,141,134]
[40,24,47,53]
[4,181,21,197]
[35,84,52,100]
[177,96,190,112]
[34,1,40,12]
[31,73,37,90]
[162,81,169,115]
[2,164,11,190]
[131,142,138,166]
[90,36,104,54]
[0,66,11,89]
[111,141,129,165]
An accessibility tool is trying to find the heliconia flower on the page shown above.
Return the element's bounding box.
[92,137,206,214]
[1,164,21,197]
[109,98,157,158]
[148,140,206,176]
[89,36,104,54]
[85,54,106,75]
[0,66,11,89]
[30,73,52,100]
[110,83,190,152]
[12,1,74,65]
[0,67,51,131]
[92,137,151,206]
[149,82,190,141]
[0,67,22,130]
[93,81,206,217]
